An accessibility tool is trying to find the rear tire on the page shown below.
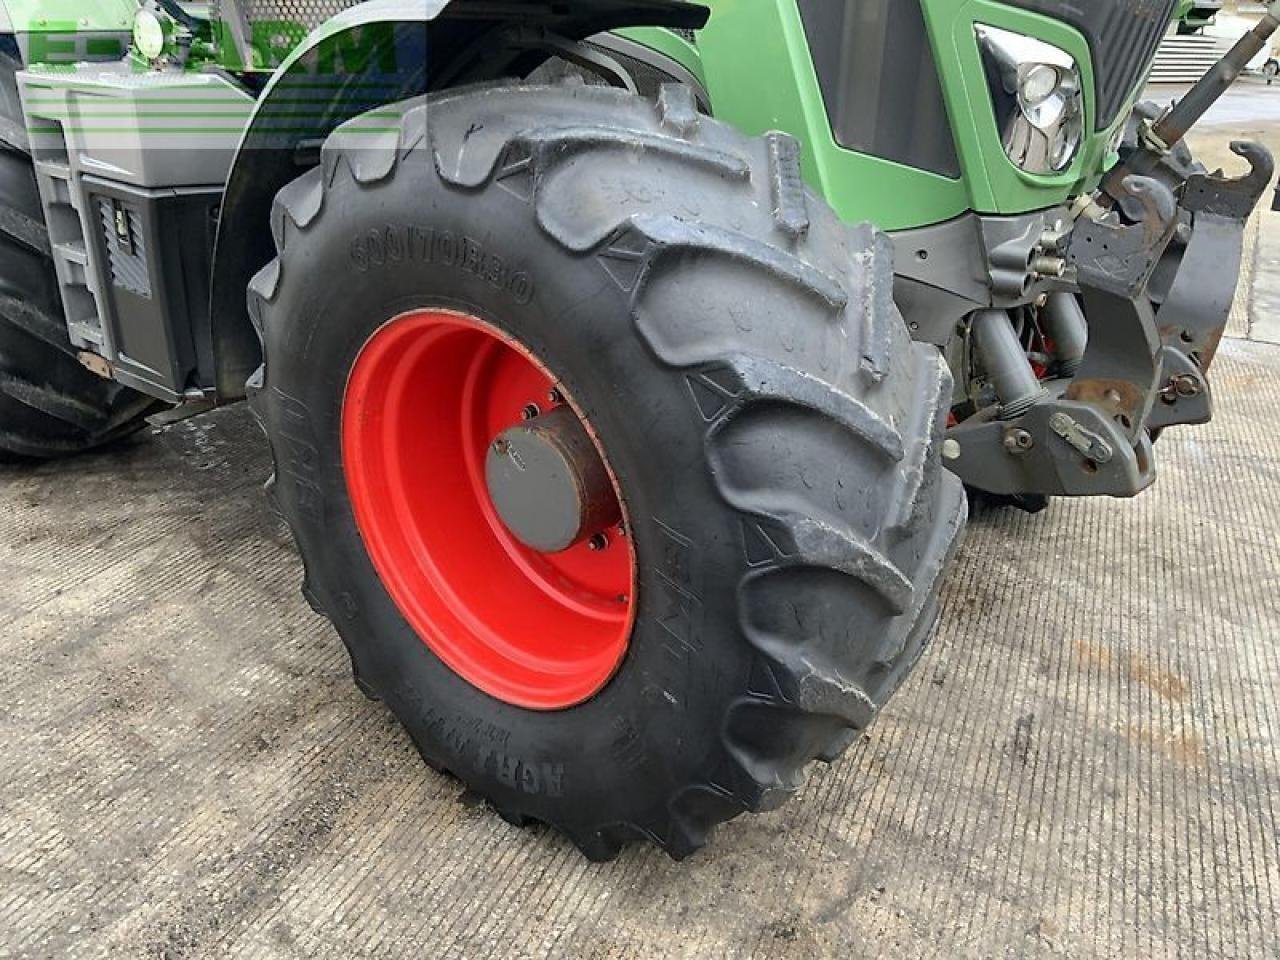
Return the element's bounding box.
[0,52,157,461]
[249,83,967,859]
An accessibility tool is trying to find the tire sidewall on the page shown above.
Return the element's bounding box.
[264,157,752,825]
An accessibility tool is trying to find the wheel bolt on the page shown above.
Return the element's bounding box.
[548,387,565,405]
[521,403,541,421]
[588,533,610,552]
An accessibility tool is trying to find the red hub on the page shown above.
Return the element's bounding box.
[341,309,635,710]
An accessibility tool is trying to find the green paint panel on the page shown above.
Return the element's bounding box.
[925,0,1120,216]
[639,0,1149,229]
[10,0,1163,233]
[2,0,135,33]
[691,0,970,232]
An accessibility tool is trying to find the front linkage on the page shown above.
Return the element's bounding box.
[945,7,1278,499]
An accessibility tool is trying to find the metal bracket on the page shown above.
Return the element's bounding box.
[988,220,1042,300]
[950,173,1175,498]
[1147,347,1212,431]
[1138,116,1172,156]
[1182,140,1276,222]
[946,400,1154,498]
[1068,174,1177,299]
[1065,290,1163,445]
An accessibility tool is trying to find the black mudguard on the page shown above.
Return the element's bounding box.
[208,0,707,401]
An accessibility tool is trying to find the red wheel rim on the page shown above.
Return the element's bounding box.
[341,309,635,710]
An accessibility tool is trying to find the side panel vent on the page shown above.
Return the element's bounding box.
[98,199,153,299]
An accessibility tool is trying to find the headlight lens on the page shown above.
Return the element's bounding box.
[133,8,170,61]
[976,25,1085,175]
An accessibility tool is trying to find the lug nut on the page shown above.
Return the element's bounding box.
[588,533,610,552]
[548,387,565,405]
[521,403,541,421]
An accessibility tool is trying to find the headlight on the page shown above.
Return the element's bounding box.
[976,25,1085,175]
[133,7,172,62]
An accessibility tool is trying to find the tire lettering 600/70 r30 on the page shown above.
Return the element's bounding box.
[349,224,535,304]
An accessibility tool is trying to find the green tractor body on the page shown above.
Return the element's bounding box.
[0,0,1273,857]
[2,0,1167,227]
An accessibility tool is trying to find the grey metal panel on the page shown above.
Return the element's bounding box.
[795,0,960,179]
[890,209,1069,344]
[16,66,252,396]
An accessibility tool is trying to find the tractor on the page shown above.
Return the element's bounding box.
[0,0,1273,860]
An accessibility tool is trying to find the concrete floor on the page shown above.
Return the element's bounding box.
[3,97,1280,960]
[4,348,1279,960]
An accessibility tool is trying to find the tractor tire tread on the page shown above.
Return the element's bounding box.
[249,82,966,860]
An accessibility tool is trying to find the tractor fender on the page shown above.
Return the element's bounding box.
[207,0,707,401]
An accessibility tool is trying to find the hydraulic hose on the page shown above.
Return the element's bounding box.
[972,309,1047,420]
[1043,294,1089,378]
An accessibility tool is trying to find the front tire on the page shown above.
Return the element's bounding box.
[249,84,966,859]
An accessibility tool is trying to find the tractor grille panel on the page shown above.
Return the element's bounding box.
[214,0,364,33]
[1005,0,1179,129]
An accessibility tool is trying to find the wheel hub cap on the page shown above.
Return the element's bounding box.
[486,406,621,554]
